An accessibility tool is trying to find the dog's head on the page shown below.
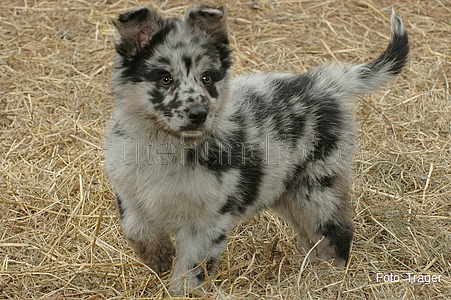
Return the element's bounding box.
[112,6,232,139]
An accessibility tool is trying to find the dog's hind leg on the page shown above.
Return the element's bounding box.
[272,175,354,267]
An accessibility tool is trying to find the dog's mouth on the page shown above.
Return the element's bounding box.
[158,105,213,139]
[179,123,208,138]
[181,123,203,131]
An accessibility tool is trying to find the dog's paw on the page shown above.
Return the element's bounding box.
[169,274,205,297]
[128,238,175,275]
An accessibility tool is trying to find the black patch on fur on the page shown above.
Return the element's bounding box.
[195,53,204,65]
[318,220,354,263]
[272,75,342,161]
[284,164,337,200]
[117,7,149,23]
[212,233,227,245]
[317,174,336,189]
[206,68,227,82]
[217,42,233,71]
[143,68,172,83]
[304,173,337,197]
[115,193,125,219]
[311,98,341,160]
[195,39,233,78]
[195,267,204,282]
[118,20,178,83]
[204,82,218,99]
[267,75,312,141]
[233,159,263,214]
[155,56,170,66]
[219,126,265,214]
[141,19,179,58]
[182,55,192,75]
[183,113,265,215]
[146,82,183,113]
[241,91,271,128]
[185,142,226,175]
[148,88,165,106]
[199,41,232,81]
[283,162,307,192]
[194,257,217,282]
[112,121,125,136]
[220,196,239,214]
[190,114,247,174]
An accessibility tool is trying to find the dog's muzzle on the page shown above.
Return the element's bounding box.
[187,106,207,125]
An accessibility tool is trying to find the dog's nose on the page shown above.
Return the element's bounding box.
[188,107,208,125]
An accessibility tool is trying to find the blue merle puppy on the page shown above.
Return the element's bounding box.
[105,5,409,294]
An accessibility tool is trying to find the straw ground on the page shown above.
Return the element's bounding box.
[1,0,450,299]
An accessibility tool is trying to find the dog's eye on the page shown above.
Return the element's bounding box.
[160,76,173,86]
[202,75,213,85]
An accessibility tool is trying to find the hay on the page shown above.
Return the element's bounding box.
[1,0,450,298]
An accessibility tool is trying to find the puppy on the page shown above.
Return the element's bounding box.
[104,5,409,294]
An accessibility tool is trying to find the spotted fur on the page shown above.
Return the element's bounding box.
[105,6,409,295]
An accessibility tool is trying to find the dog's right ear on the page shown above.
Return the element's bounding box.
[113,7,162,57]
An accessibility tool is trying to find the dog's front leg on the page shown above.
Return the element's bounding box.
[169,217,231,295]
[119,205,175,275]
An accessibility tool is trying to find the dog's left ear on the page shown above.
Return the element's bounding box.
[185,6,229,45]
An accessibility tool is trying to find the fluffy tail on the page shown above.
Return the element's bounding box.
[311,11,409,96]
[354,10,409,93]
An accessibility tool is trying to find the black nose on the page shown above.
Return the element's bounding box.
[187,107,208,125]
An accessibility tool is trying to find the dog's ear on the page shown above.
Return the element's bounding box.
[185,6,229,45]
[113,7,162,57]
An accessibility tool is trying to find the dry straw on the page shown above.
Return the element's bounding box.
[1,0,450,299]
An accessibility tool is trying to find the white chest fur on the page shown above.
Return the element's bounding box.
[104,133,237,230]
